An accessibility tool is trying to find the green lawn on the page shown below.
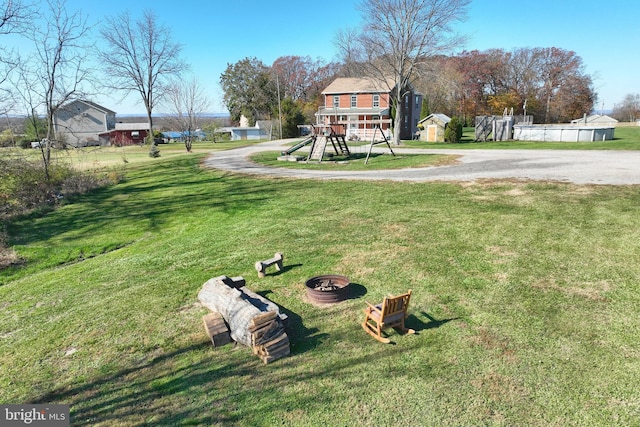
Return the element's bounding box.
[250,151,458,170]
[7,139,267,171]
[1,150,640,425]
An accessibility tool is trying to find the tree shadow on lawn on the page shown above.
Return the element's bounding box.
[9,169,285,247]
[28,337,414,426]
[2,163,304,282]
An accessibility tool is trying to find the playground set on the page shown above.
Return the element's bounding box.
[279,123,395,165]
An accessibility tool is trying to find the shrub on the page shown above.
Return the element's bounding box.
[444,116,463,143]
[0,157,123,219]
[149,144,161,158]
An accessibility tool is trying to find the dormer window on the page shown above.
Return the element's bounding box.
[351,95,357,108]
[373,94,380,107]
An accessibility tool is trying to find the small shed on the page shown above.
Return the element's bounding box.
[418,113,451,142]
[221,123,270,141]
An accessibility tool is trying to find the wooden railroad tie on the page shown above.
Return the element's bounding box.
[202,311,232,348]
[255,252,284,278]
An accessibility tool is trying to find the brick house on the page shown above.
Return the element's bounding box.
[315,77,422,141]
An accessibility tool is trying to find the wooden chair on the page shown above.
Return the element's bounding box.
[362,290,415,343]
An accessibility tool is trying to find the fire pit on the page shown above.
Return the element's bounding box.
[305,274,351,304]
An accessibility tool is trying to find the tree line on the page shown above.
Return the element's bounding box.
[221,45,600,140]
[417,47,596,125]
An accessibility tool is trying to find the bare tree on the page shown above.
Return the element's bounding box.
[163,76,210,152]
[15,0,92,179]
[613,93,640,122]
[0,0,33,113]
[0,0,31,35]
[100,10,187,142]
[337,0,470,144]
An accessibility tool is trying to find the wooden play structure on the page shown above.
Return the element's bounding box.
[307,124,350,161]
[362,290,415,343]
[280,123,395,164]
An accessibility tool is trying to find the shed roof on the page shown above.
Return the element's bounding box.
[419,113,451,125]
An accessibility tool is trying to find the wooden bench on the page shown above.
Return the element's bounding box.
[255,252,284,278]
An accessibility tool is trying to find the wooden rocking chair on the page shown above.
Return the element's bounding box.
[362,290,415,343]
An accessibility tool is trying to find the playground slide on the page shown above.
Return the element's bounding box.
[281,136,314,155]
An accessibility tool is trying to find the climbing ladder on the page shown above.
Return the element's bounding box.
[328,134,350,156]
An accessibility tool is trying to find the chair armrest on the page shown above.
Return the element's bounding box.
[365,301,381,312]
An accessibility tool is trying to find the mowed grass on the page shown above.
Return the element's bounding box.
[250,151,458,170]
[1,152,640,425]
[9,139,266,171]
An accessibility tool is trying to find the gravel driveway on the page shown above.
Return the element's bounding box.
[203,139,640,185]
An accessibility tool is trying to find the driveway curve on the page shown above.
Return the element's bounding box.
[203,138,640,185]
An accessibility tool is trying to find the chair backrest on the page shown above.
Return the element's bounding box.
[380,290,412,320]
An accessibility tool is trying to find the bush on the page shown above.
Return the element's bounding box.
[149,144,161,158]
[0,157,123,219]
[444,116,463,143]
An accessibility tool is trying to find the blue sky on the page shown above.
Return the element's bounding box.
[32,0,640,114]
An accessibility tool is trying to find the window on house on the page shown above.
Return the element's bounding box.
[333,96,339,108]
[373,94,380,107]
[351,95,357,108]
[131,131,140,139]
[405,95,409,108]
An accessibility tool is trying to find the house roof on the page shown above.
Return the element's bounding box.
[419,113,451,125]
[322,77,396,94]
[69,99,117,115]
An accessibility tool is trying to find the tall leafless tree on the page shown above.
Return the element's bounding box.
[0,0,33,113]
[100,10,187,142]
[15,0,92,179]
[337,0,470,144]
[614,93,640,122]
[163,76,210,152]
